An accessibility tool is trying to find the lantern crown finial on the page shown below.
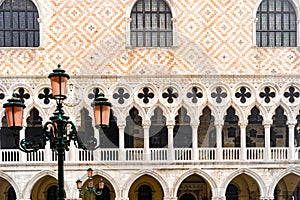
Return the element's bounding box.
[48,64,70,79]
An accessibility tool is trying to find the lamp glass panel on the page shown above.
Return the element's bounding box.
[94,104,110,126]
[5,105,24,127]
[50,76,68,97]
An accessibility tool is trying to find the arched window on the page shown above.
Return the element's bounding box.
[130,0,173,47]
[25,108,43,148]
[0,0,39,47]
[256,0,296,47]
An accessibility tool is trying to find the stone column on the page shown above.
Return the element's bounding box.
[191,122,199,160]
[167,123,175,161]
[45,142,51,161]
[215,121,224,161]
[118,123,126,161]
[143,121,150,160]
[19,128,26,161]
[288,121,297,160]
[239,121,248,161]
[263,121,272,161]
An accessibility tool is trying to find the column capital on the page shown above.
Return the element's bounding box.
[239,120,248,128]
[263,120,273,127]
[214,120,224,127]
[142,120,151,128]
[287,120,297,126]
[190,121,199,128]
[166,120,175,128]
[117,123,126,129]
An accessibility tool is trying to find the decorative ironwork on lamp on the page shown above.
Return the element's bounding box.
[76,168,105,200]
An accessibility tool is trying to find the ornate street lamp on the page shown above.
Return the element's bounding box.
[3,64,111,200]
[76,168,105,200]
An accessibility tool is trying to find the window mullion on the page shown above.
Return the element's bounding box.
[25,0,28,47]
[157,0,160,46]
[150,0,152,47]
[142,0,145,47]
[10,0,13,47]
[267,0,270,46]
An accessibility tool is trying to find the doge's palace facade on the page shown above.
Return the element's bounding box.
[1,0,300,200]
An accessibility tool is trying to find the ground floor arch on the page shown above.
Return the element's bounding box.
[31,175,60,200]
[0,177,17,200]
[273,173,300,200]
[225,173,260,200]
[128,174,164,200]
[78,174,116,200]
[177,174,212,200]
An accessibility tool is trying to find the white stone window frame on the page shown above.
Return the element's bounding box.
[0,0,44,49]
[252,0,300,47]
[125,0,178,48]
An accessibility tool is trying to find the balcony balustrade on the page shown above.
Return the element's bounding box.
[1,147,299,163]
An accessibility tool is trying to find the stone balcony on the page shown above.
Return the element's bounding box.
[1,147,299,163]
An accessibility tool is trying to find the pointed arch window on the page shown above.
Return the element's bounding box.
[125,107,144,148]
[25,108,43,148]
[256,0,297,47]
[0,0,40,47]
[130,0,173,47]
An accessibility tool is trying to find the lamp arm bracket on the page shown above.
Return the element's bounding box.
[18,121,55,153]
[93,188,103,196]
[78,187,103,196]
[65,121,87,150]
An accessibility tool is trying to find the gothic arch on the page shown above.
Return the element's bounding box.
[24,104,47,124]
[221,104,244,123]
[124,169,169,198]
[23,170,58,199]
[172,102,195,124]
[72,104,94,128]
[244,103,267,122]
[0,171,20,199]
[173,169,217,198]
[268,167,300,197]
[124,103,147,123]
[269,103,293,123]
[220,168,267,198]
[78,169,120,199]
[146,104,170,123]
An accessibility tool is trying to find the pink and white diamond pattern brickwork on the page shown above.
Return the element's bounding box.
[0,0,300,76]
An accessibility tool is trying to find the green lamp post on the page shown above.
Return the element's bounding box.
[3,64,111,200]
[76,168,105,200]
